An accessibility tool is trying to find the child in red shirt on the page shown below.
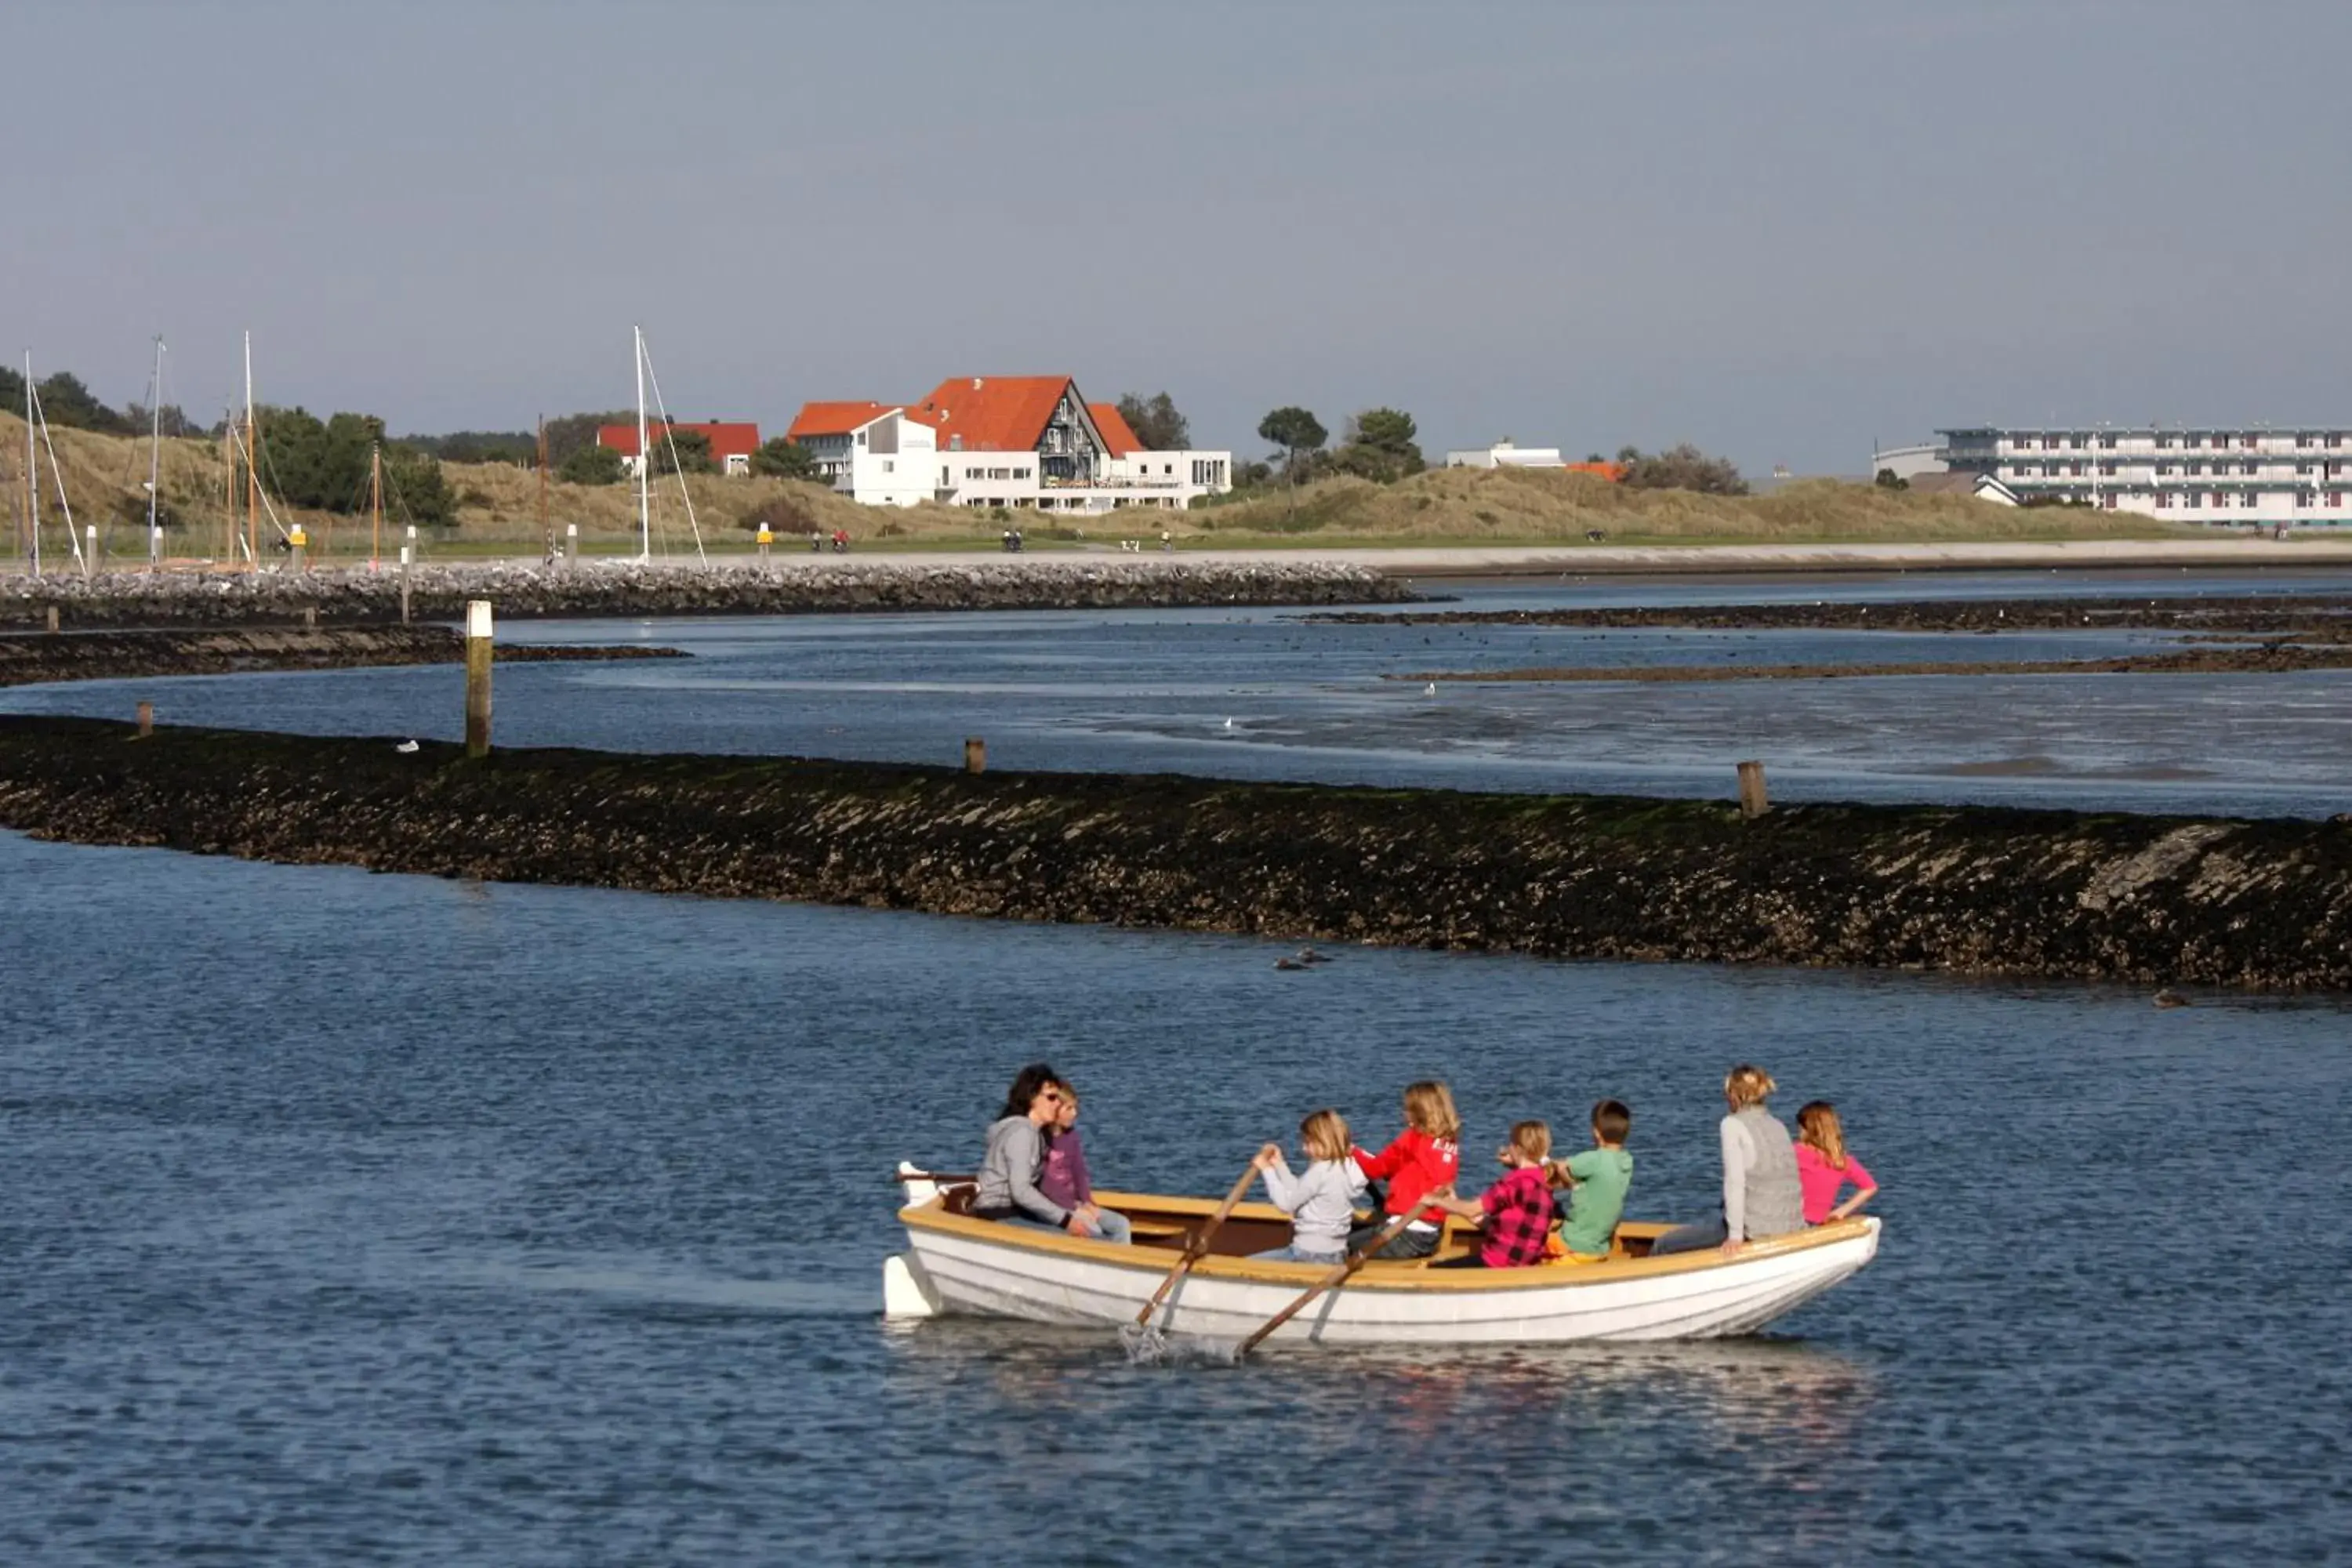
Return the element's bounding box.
[1427,1120,1559,1269]
[1347,1080,1461,1260]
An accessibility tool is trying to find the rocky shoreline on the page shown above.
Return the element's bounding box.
[2,558,1415,630]
[3,715,2347,991]
[0,627,684,688]
[1312,593,2352,640]
[1394,643,2352,684]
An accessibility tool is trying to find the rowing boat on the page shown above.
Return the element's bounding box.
[885,1166,1879,1345]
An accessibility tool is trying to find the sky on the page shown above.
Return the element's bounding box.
[9,0,2350,474]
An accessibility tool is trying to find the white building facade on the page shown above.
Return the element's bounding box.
[1939,426,2352,525]
[788,377,1231,513]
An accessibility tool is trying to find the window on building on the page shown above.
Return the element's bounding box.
[2040,437,2057,450]
[2213,492,2228,509]
[2330,492,2345,508]
[2241,435,2259,448]
[2069,436,2085,449]
[2155,492,2172,509]
[2241,493,2259,508]
[2099,435,2118,449]
[2243,462,2258,476]
[2101,493,2118,510]
[2296,435,2314,448]
[2070,463,2085,476]
[2328,434,2345,449]
[2156,463,2172,476]
[2100,463,2118,476]
[1015,467,1032,480]
[882,459,893,473]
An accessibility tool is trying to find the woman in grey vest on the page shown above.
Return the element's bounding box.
[1650,1064,1804,1256]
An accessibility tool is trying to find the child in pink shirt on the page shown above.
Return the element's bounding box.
[1794,1101,1878,1225]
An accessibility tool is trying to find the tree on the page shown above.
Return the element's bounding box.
[1257,406,1327,473]
[543,411,634,469]
[382,444,457,529]
[1617,442,1748,495]
[401,430,537,465]
[751,436,820,481]
[649,426,715,477]
[122,401,196,438]
[559,442,626,485]
[1334,406,1425,482]
[1116,391,1191,452]
[31,372,134,434]
[1875,466,1911,491]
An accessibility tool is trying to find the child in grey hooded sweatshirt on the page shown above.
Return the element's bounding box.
[1250,1109,1368,1265]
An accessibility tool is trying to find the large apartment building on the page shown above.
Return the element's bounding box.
[786,376,1231,512]
[1938,426,2352,525]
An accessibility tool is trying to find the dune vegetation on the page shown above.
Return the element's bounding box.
[2,413,2184,564]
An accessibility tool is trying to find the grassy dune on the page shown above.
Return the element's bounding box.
[2,413,2183,562]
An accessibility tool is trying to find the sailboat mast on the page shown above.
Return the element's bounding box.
[147,336,165,568]
[22,351,34,579]
[537,415,550,566]
[243,332,258,568]
[371,442,383,568]
[634,325,651,561]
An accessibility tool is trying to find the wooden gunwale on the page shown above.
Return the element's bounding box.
[898,1191,1876,1293]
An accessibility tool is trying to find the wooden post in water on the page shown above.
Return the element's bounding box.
[964,737,986,775]
[84,525,98,578]
[1737,760,1769,819]
[136,701,153,739]
[398,545,412,624]
[464,600,493,759]
[564,523,578,567]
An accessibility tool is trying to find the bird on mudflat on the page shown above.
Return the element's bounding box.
[394,739,421,753]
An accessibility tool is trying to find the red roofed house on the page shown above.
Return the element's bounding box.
[781,376,1231,511]
[597,420,763,478]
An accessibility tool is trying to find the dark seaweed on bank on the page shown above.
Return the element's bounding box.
[4,715,2348,992]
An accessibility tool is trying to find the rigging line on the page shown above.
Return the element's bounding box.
[224,420,294,544]
[27,382,87,568]
[638,342,708,565]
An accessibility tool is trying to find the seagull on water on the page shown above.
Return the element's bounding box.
[1223,717,1236,730]
[1425,682,1437,695]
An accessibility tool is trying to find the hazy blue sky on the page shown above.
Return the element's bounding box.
[11,0,2350,472]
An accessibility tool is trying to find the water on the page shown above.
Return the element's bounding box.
[5,831,2349,1563]
[9,570,2352,817]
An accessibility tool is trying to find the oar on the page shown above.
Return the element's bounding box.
[1235,1210,1418,1358]
[1134,1164,1261,1332]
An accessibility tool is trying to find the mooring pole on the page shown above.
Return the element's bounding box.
[83,525,97,579]
[136,700,154,739]
[464,600,493,759]
[399,545,412,624]
[1737,760,1770,819]
[964,737,986,775]
[564,523,578,567]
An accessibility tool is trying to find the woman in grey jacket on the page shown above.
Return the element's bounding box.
[1650,1063,1804,1257]
[971,1063,1120,1241]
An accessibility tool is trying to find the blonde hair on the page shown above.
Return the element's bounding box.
[1402,1081,1461,1142]
[1725,1064,1777,1110]
[1299,1109,1350,1163]
[1795,1101,1846,1169]
[1508,1120,1552,1163]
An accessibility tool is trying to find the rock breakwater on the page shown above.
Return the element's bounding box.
[2,558,1414,630]
[3,716,2347,990]
[0,627,684,688]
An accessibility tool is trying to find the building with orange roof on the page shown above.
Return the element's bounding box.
[782,375,1230,512]
[596,420,762,477]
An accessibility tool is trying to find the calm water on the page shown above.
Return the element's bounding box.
[7,569,2352,817]
[4,833,2350,1564]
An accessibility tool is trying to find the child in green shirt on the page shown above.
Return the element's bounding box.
[1548,1098,1633,1263]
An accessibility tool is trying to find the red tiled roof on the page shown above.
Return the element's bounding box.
[597,421,763,461]
[909,376,1074,452]
[786,401,895,441]
[1089,403,1142,456]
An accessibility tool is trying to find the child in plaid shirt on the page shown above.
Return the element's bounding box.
[1425,1120,1557,1269]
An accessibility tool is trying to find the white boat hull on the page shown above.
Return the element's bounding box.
[890,1177,1879,1347]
